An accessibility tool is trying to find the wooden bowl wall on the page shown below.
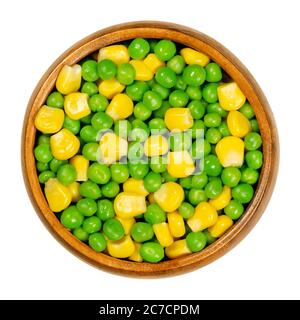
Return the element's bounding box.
[22,21,279,277]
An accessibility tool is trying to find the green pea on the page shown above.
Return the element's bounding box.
[114,119,132,139]
[73,227,89,241]
[250,119,259,132]
[140,242,164,263]
[179,177,193,189]
[150,156,167,173]
[101,181,119,198]
[244,132,262,151]
[155,67,177,89]
[97,199,115,221]
[169,132,192,151]
[57,164,76,185]
[161,171,177,182]
[63,116,81,135]
[129,162,149,179]
[34,144,53,163]
[80,180,102,200]
[205,127,222,144]
[147,79,156,89]
[202,83,219,103]
[174,75,187,90]
[80,113,92,124]
[46,91,64,108]
[240,102,255,119]
[38,170,55,183]
[144,172,162,193]
[204,112,222,128]
[205,62,222,82]
[167,55,185,74]
[130,127,148,142]
[82,216,102,234]
[87,163,110,184]
[183,64,206,86]
[148,118,166,134]
[131,118,150,133]
[178,202,194,219]
[49,158,67,173]
[60,206,84,229]
[37,161,49,172]
[82,60,98,82]
[205,178,223,199]
[169,89,189,107]
[82,142,99,161]
[241,167,259,185]
[221,167,241,187]
[152,83,170,100]
[131,222,154,243]
[103,218,124,240]
[192,119,205,139]
[149,39,158,52]
[206,102,228,117]
[245,150,263,169]
[144,204,166,224]
[88,233,107,252]
[128,38,150,59]
[153,101,170,118]
[186,86,202,100]
[81,82,98,96]
[88,94,109,112]
[188,188,207,205]
[91,111,113,131]
[192,172,208,189]
[128,141,144,162]
[186,231,207,252]
[204,155,222,176]
[232,183,254,203]
[188,100,206,119]
[126,81,149,101]
[116,63,135,85]
[218,121,230,137]
[110,163,129,183]
[80,125,97,143]
[76,198,97,217]
[203,230,216,245]
[154,39,176,61]
[225,200,244,220]
[143,90,162,110]
[133,102,152,121]
[37,134,50,145]
[97,59,117,80]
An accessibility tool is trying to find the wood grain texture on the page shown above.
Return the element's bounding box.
[21,21,279,277]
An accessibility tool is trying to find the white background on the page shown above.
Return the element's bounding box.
[0,0,298,300]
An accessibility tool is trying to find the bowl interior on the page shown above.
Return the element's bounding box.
[22,21,278,276]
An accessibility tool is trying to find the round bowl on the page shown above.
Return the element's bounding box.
[22,21,279,277]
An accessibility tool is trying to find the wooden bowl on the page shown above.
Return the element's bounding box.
[22,21,279,277]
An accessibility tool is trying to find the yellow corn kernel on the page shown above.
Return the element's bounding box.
[180,48,210,66]
[34,106,64,134]
[45,178,72,212]
[64,92,90,120]
[98,79,125,99]
[106,93,133,121]
[209,186,231,210]
[107,235,135,258]
[99,132,128,164]
[144,135,169,157]
[129,60,154,81]
[187,202,218,232]
[165,239,192,259]
[167,151,195,178]
[56,64,81,95]
[167,211,185,238]
[114,192,146,219]
[215,136,244,167]
[217,82,246,111]
[148,193,155,204]
[164,108,194,131]
[227,110,251,138]
[143,53,165,73]
[50,128,80,160]
[154,182,184,212]
[69,155,89,181]
[153,222,174,247]
[68,182,81,202]
[123,178,149,196]
[208,215,233,238]
[98,45,130,65]
[129,242,143,262]
[116,217,135,235]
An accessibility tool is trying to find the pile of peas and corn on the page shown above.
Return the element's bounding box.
[34,38,263,263]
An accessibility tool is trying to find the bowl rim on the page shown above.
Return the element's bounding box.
[22,21,279,277]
